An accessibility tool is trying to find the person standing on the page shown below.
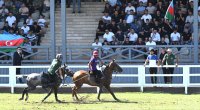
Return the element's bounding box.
[162,48,178,84]
[72,0,81,13]
[144,49,160,84]
[13,47,24,83]
[159,48,167,84]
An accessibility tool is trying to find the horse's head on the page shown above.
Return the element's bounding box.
[56,64,74,80]
[107,59,123,73]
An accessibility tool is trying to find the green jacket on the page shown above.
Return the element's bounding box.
[164,54,176,65]
[48,59,62,75]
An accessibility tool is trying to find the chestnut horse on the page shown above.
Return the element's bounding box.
[69,59,123,101]
[19,64,73,102]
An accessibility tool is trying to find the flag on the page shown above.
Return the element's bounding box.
[0,33,24,52]
[165,0,174,22]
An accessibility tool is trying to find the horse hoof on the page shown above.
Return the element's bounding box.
[97,98,101,101]
[25,98,28,101]
[115,99,120,102]
[56,99,62,103]
[19,98,23,100]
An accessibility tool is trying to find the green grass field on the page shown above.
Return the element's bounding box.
[0,92,200,110]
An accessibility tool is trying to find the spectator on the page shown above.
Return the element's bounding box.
[0,0,4,8]
[185,10,194,32]
[1,21,9,32]
[128,29,138,44]
[115,29,125,45]
[43,0,50,11]
[175,9,185,33]
[107,20,118,34]
[111,10,121,24]
[13,47,24,83]
[19,3,29,22]
[141,10,152,23]
[37,15,46,28]
[6,12,16,27]
[26,30,37,46]
[125,3,135,15]
[102,12,111,24]
[23,38,33,58]
[9,23,18,34]
[136,1,146,18]
[118,20,130,34]
[21,22,30,35]
[9,4,19,18]
[126,10,134,24]
[0,5,9,21]
[144,49,160,84]
[103,2,113,15]
[108,0,117,7]
[182,29,192,45]
[153,10,163,23]
[4,0,13,9]
[162,19,173,36]
[159,37,167,45]
[102,40,112,56]
[103,29,115,45]
[67,0,71,8]
[146,37,156,52]
[26,15,34,27]
[92,38,102,50]
[170,28,181,45]
[96,20,106,39]
[162,48,178,84]
[31,22,42,45]
[142,19,152,37]
[122,37,132,56]
[150,29,160,43]
[72,0,81,13]
[134,37,145,56]
[146,2,156,15]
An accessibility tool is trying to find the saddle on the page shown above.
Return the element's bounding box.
[41,72,54,88]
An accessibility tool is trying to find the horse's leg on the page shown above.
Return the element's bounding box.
[19,87,28,100]
[54,86,61,103]
[97,86,103,101]
[42,88,53,102]
[72,84,81,101]
[25,86,36,101]
[104,85,120,101]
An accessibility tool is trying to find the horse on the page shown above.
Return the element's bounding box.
[19,64,73,102]
[68,59,123,101]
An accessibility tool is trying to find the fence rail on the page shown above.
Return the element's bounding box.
[0,65,200,94]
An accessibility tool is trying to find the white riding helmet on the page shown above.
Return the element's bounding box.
[56,54,63,60]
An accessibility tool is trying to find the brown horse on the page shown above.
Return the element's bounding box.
[69,59,123,101]
[19,64,73,102]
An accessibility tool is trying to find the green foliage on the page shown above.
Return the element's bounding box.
[0,92,200,110]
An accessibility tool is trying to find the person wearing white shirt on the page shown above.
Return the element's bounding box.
[126,10,134,24]
[103,29,115,44]
[150,29,160,43]
[102,12,111,24]
[141,10,152,23]
[125,3,136,15]
[170,29,181,45]
[128,29,138,44]
[6,12,16,27]
[38,15,46,28]
[92,38,102,50]
[26,15,34,27]
[146,37,156,51]
[21,23,30,35]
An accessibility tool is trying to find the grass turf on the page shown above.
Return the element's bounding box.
[0,92,200,110]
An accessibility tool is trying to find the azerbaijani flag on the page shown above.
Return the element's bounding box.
[0,33,24,52]
[165,0,174,22]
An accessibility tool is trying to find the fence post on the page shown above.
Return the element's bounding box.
[9,66,16,94]
[183,66,189,94]
[138,66,145,92]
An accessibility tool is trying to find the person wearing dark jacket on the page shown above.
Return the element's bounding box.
[13,47,24,83]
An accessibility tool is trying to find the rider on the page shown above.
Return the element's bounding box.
[47,54,63,86]
[88,50,103,84]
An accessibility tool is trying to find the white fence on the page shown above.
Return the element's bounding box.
[0,65,200,94]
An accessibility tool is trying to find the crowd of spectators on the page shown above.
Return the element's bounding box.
[0,0,50,48]
[93,0,199,55]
